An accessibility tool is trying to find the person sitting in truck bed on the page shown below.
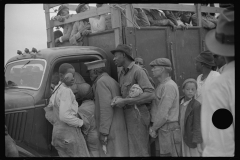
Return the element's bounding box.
[191,3,218,29]
[89,4,107,33]
[133,8,150,27]
[52,5,73,45]
[143,8,177,31]
[69,4,91,46]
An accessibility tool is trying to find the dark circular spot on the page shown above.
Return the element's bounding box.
[212,109,233,129]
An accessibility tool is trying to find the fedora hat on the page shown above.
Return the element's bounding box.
[111,44,134,61]
[205,6,234,57]
[195,50,216,66]
[57,5,69,16]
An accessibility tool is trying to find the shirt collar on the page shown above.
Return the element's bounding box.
[180,97,192,105]
[121,61,135,75]
[161,76,171,84]
[92,72,108,85]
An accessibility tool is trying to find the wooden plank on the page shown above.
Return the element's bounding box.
[48,4,62,9]
[196,4,202,27]
[68,4,96,11]
[201,6,224,13]
[125,4,134,27]
[133,3,223,13]
[52,5,111,27]
[133,3,196,12]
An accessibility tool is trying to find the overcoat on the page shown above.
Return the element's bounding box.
[92,72,129,157]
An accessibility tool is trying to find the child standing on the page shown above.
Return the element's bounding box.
[48,63,90,157]
[179,78,203,157]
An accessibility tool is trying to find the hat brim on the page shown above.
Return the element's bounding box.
[205,29,234,57]
[111,49,134,61]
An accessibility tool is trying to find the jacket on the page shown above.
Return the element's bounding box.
[179,96,203,148]
[92,72,129,157]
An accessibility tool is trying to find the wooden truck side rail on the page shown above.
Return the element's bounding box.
[43,4,123,48]
[44,4,224,49]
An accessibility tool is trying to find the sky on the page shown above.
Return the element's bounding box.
[4,4,95,65]
[4,4,219,65]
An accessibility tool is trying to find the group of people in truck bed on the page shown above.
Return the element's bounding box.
[52,3,230,47]
[42,5,234,157]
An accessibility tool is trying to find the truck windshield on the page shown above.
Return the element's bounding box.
[5,59,46,90]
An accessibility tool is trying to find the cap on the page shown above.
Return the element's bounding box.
[149,58,172,67]
[84,59,107,71]
[195,50,215,66]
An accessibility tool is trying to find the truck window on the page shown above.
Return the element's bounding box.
[5,59,46,90]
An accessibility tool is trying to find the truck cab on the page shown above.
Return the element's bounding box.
[5,46,117,156]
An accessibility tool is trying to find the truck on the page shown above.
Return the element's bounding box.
[4,4,223,157]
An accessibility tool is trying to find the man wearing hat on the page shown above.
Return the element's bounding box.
[201,6,235,156]
[54,5,73,45]
[84,59,128,157]
[111,44,155,156]
[149,58,181,157]
[194,50,220,104]
[69,4,91,45]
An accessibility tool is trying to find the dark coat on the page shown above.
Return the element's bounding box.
[179,96,203,148]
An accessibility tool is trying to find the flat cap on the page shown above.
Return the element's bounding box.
[84,59,107,71]
[149,58,172,67]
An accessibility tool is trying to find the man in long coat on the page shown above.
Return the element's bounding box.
[84,59,129,157]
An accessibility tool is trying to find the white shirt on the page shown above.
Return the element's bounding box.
[53,82,83,128]
[201,61,235,157]
[89,15,106,33]
[196,71,220,104]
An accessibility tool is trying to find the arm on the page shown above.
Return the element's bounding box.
[192,101,203,144]
[61,23,73,42]
[151,85,176,131]
[136,9,150,27]
[59,89,83,127]
[96,79,114,135]
[70,22,79,40]
[163,10,178,26]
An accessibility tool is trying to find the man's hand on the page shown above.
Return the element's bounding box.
[111,96,122,107]
[82,30,91,36]
[113,97,126,108]
[99,133,108,145]
[179,23,188,30]
[149,127,157,138]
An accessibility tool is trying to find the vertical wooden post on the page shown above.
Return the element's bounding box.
[196,4,202,27]
[44,4,55,48]
[125,4,134,27]
[110,4,123,78]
